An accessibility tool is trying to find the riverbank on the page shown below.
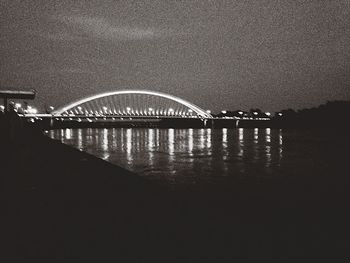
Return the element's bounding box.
[2,121,350,262]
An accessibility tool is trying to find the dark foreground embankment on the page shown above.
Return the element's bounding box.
[1,120,350,262]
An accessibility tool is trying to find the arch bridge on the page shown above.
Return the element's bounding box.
[53,90,212,119]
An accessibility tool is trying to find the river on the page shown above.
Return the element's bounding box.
[47,128,349,186]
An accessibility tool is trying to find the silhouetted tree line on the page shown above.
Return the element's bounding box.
[213,100,350,128]
[273,100,350,128]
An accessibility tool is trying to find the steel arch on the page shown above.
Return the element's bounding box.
[52,90,212,118]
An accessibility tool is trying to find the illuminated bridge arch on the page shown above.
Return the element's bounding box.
[52,90,212,118]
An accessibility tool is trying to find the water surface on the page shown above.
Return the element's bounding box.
[47,128,348,185]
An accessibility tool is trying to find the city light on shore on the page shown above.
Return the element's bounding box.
[27,107,38,114]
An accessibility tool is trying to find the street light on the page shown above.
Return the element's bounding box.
[265,112,271,116]
[221,110,227,114]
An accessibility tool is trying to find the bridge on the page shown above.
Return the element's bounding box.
[52,90,212,119]
[14,90,271,128]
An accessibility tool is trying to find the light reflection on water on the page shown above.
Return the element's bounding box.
[188,128,193,156]
[279,129,283,162]
[126,128,132,163]
[101,129,109,160]
[265,128,272,167]
[168,128,174,156]
[48,128,292,184]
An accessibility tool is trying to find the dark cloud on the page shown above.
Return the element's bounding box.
[1,0,350,112]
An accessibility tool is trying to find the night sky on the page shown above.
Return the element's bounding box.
[1,0,350,113]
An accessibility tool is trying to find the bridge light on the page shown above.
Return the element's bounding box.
[126,107,131,111]
[168,108,174,116]
[253,112,258,115]
[15,103,22,109]
[238,111,243,115]
[77,106,82,110]
[221,110,227,114]
[206,110,211,114]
